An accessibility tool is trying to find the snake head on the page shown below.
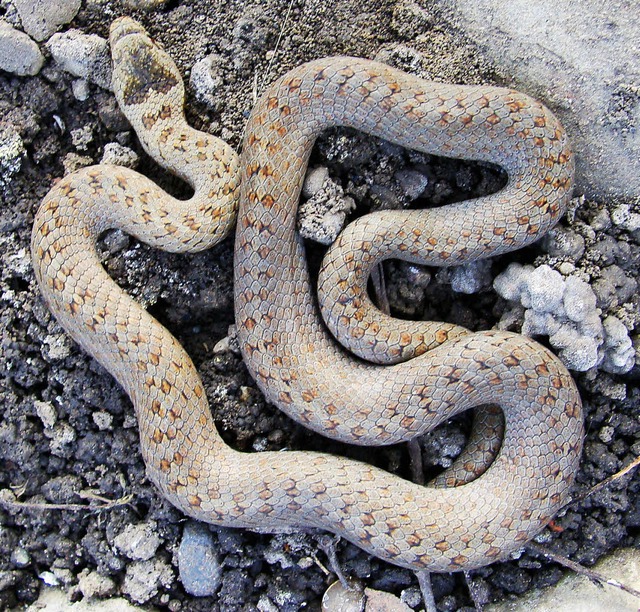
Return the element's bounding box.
[109,16,183,110]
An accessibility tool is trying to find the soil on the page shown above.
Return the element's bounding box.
[1,0,639,610]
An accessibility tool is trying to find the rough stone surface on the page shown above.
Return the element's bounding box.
[46,30,112,89]
[0,20,44,76]
[112,521,162,561]
[487,547,640,612]
[437,0,640,199]
[177,521,222,597]
[14,0,82,42]
[0,126,26,186]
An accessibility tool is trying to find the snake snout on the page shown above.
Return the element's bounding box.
[109,16,148,47]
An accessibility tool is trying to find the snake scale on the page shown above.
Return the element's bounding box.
[31,17,583,572]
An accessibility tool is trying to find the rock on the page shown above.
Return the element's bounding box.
[189,53,226,111]
[449,259,493,294]
[123,0,168,7]
[437,0,640,199]
[365,587,413,611]
[495,263,634,373]
[394,168,429,200]
[563,276,597,323]
[121,558,173,604]
[10,547,30,568]
[321,579,365,611]
[113,521,162,561]
[298,167,355,244]
[601,315,635,374]
[71,79,91,101]
[77,568,116,599]
[34,400,57,428]
[0,126,26,187]
[542,226,586,260]
[0,20,44,76]
[391,0,434,40]
[177,521,222,597]
[523,265,566,313]
[13,0,81,42]
[24,586,140,611]
[100,143,139,168]
[47,30,111,89]
[486,547,640,612]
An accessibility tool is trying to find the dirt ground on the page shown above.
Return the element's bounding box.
[1,0,639,610]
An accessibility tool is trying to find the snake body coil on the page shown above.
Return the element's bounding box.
[31,17,583,572]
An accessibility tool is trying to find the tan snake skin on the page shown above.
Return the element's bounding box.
[31,17,583,572]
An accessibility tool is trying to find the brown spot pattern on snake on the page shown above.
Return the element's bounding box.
[30,17,583,572]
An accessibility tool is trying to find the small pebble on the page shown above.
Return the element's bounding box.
[178,521,222,597]
[0,20,44,76]
[113,521,162,561]
[13,0,81,41]
[47,30,112,89]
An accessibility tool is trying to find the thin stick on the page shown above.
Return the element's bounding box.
[526,541,640,600]
[464,571,484,612]
[563,454,640,510]
[260,0,296,96]
[0,491,134,513]
[415,570,437,612]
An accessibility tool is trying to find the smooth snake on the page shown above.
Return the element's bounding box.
[31,17,583,572]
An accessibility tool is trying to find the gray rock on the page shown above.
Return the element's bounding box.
[601,315,636,374]
[190,53,225,111]
[493,262,533,301]
[522,265,565,313]
[486,547,640,612]
[46,30,111,89]
[71,78,91,101]
[449,259,492,294]
[495,262,634,373]
[298,168,355,244]
[394,168,429,200]
[563,276,597,323]
[77,568,116,599]
[438,0,640,199]
[542,226,586,260]
[121,558,174,604]
[322,579,365,611]
[113,521,162,561]
[100,143,139,168]
[177,521,222,597]
[0,126,26,187]
[0,20,44,76]
[14,0,81,42]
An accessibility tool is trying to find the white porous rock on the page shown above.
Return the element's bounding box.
[521,264,565,313]
[189,53,225,111]
[298,166,355,245]
[495,263,634,373]
[100,142,139,168]
[47,30,111,89]
[450,259,493,294]
[13,0,81,42]
[563,276,597,323]
[601,315,636,374]
[0,20,44,76]
[493,262,533,302]
[0,126,26,186]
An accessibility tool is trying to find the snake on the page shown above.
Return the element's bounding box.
[31,17,583,573]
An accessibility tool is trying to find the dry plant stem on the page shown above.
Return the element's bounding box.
[0,492,133,513]
[318,534,353,591]
[563,454,640,510]
[416,570,438,612]
[526,542,640,600]
[464,570,484,612]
